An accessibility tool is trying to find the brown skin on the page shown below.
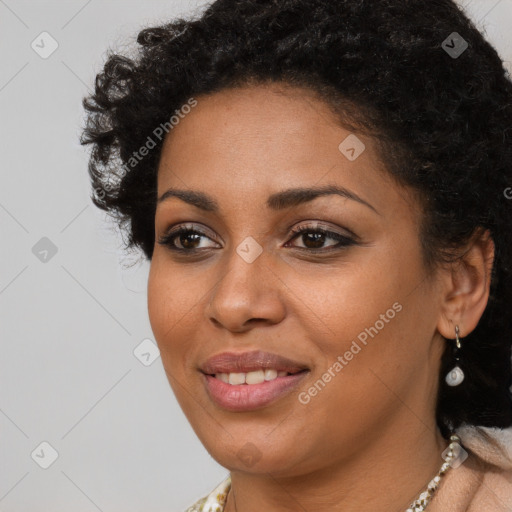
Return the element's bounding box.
[147,83,494,512]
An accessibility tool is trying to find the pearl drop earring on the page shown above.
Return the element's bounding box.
[445,325,465,386]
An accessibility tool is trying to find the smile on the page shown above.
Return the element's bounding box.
[203,369,309,411]
[215,369,294,385]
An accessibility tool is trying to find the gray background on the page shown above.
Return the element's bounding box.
[1,1,511,511]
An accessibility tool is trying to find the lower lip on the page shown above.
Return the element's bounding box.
[203,371,309,411]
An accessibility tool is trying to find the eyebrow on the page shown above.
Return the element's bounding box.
[157,184,380,215]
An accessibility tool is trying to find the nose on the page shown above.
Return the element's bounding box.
[206,246,286,333]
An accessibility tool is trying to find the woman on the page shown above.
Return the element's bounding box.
[80,0,512,510]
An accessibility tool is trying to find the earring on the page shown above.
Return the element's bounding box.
[445,325,465,386]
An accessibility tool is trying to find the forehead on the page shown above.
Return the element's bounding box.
[156,83,412,217]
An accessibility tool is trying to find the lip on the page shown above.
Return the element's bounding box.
[202,371,309,411]
[199,350,310,412]
[200,350,309,375]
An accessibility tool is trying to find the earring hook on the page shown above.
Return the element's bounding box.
[455,325,461,349]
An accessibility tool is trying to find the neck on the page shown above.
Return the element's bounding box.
[224,424,448,512]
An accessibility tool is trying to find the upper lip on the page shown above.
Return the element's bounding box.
[200,350,309,375]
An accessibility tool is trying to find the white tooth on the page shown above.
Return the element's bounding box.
[228,372,246,385]
[245,370,265,385]
[264,369,278,381]
[277,371,288,377]
[216,373,229,383]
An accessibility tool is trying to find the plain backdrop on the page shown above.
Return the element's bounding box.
[1,1,511,511]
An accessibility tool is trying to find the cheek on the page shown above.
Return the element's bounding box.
[147,259,200,359]
[294,255,408,349]
[303,238,425,383]
[147,260,204,411]
[147,262,170,343]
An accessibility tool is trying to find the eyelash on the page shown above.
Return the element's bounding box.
[157,223,356,255]
[287,225,356,251]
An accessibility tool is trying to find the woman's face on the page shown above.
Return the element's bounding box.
[147,83,446,475]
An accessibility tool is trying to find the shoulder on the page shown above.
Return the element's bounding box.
[466,451,512,511]
[184,475,231,512]
[432,425,512,512]
[462,425,512,512]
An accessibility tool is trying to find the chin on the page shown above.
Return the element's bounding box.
[201,434,303,475]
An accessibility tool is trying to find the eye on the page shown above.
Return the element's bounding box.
[286,224,356,251]
[157,224,219,252]
[157,222,357,254]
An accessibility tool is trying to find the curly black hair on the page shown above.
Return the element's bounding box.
[80,0,512,438]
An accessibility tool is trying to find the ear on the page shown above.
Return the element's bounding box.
[437,228,495,339]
